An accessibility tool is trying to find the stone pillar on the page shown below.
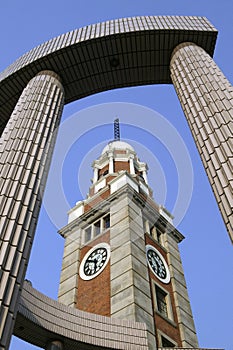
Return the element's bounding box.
[170,43,233,243]
[129,156,135,175]
[93,167,99,183]
[46,340,63,350]
[109,153,114,173]
[0,71,64,349]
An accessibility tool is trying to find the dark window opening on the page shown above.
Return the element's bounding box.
[150,226,155,237]
[157,229,162,244]
[161,335,176,347]
[99,169,109,179]
[94,220,101,235]
[103,214,110,229]
[85,226,92,242]
[138,172,144,180]
[156,286,168,318]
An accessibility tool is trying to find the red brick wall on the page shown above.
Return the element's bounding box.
[98,164,109,177]
[84,188,110,212]
[76,231,110,316]
[145,234,182,347]
[114,150,126,154]
[114,160,130,173]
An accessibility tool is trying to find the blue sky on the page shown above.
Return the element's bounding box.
[1,1,232,349]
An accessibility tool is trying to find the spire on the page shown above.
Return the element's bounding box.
[114,118,120,141]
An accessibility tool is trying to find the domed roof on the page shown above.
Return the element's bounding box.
[101,140,135,155]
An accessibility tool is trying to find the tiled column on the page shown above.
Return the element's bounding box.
[0,71,64,349]
[170,43,233,242]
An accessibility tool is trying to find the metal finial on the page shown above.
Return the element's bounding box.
[114,118,120,140]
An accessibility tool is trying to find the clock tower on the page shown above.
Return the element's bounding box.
[58,120,199,349]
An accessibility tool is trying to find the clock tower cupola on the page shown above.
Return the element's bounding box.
[58,120,199,349]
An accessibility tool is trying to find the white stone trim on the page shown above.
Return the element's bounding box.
[159,205,174,224]
[94,177,106,193]
[110,172,139,194]
[139,180,149,195]
[68,201,84,223]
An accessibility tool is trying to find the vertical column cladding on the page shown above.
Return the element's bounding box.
[163,232,199,347]
[145,234,183,347]
[110,193,156,350]
[58,228,82,307]
[170,42,233,242]
[0,70,64,349]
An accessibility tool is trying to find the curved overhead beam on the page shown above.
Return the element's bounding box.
[0,15,217,134]
[14,281,148,350]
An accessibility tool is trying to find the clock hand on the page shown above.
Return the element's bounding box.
[93,253,103,267]
[94,258,98,269]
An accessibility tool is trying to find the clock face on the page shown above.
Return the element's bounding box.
[146,245,170,284]
[79,243,110,280]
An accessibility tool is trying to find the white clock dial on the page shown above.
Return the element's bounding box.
[79,243,110,280]
[146,245,170,284]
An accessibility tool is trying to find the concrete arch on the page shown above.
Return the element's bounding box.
[14,281,148,349]
[0,15,217,134]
